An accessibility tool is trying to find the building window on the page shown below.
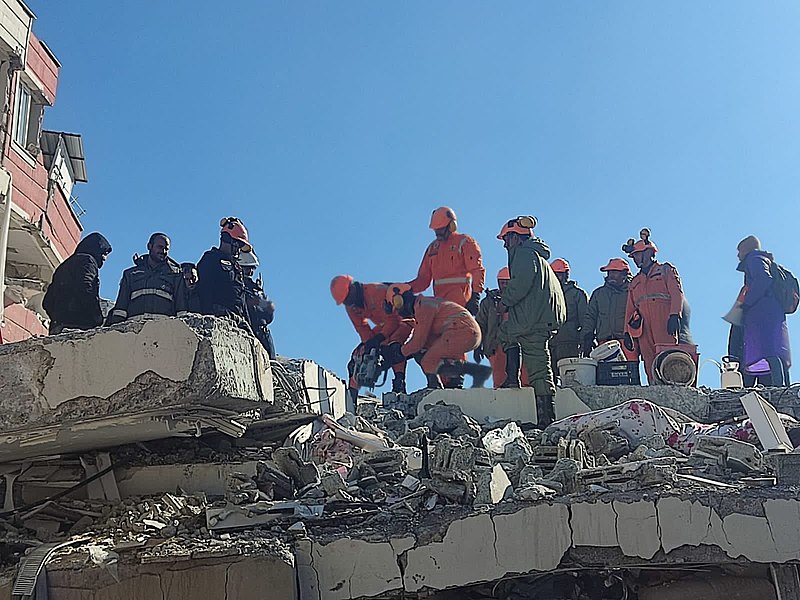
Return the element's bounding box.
[12,82,43,156]
[13,84,31,147]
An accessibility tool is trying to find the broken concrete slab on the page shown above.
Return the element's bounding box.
[419,388,591,426]
[115,462,260,498]
[297,490,800,599]
[0,315,275,434]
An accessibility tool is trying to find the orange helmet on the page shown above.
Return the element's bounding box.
[330,275,353,305]
[497,215,537,240]
[220,217,252,252]
[550,258,570,273]
[385,283,412,313]
[600,258,631,273]
[429,207,457,231]
[497,266,510,281]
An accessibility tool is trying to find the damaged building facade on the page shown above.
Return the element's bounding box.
[0,314,800,599]
[0,0,88,343]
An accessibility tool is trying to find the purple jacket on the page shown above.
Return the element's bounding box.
[738,250,791,371]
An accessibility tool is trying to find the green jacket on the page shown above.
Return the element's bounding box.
[501,238,566,336]
[475,292,502,355]
[552,280,588,344]
[582,280,629,342]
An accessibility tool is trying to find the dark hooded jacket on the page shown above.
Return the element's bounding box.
[43,233,112,331]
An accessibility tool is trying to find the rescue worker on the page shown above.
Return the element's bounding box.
[382,284,489,389]
[43,232,112,334]
[549,258,589,375]
[331,276,413,399]
[240,249,277,359]
[407,207,485,315]
[622,229,686,383]
[582,258,632,356]
[196,217,251,324]
[733,235,791,386]
[106,233,184,325]
[495,216,565,427]
[474,267,529,387]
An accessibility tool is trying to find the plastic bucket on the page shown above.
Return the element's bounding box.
[653,349,697,386]
[590,340,623,362]
[558,357,597,386]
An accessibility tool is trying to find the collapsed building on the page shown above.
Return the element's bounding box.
[0,316,799,599]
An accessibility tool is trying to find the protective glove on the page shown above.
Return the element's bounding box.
[364,333,386,352]
[582,334,595,357]
[623,332,635,352]
[466,291,481,316]
[381,342,405,366]
[667,314,681,336]
[473,346,485,364]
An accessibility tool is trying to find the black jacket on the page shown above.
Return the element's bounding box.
[245,276,276,358]
[43,233,112,331]
[106,255,184,325]
[196,247,248,319]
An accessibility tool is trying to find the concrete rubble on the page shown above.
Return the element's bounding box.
[2,320,800,598]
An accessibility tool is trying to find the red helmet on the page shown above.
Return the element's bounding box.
[497,266,510,281]
[497,215,537,240]
[550,258,570,273]
[220,217,252,252]
[385,283,412,313]
[330,275,353,305]
[600,258,631,273]
[429,207,457,231]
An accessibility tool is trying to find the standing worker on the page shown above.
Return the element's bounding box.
[582,258,632,356]
[495,216,565,427]
[549,258,588,375]
[43,232,112,334]
[407,207,485,315]
[382,284,489,389]
[196,217,252,325]
[106,233,184,325]
[733,235,792,385]
[474,267,529,387]
[331,276,414,398]
[623,229,686,383]
[240,249,277,359]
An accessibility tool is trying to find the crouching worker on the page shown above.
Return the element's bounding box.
[382,283,490,389]
[331,276,414,402]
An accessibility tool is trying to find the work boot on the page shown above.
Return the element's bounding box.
[391,373,406,394]
[500,346,522,388]
[462,362,493,388]
[535,395,555,428]
[438,360,465,389]
[425,373,444,389]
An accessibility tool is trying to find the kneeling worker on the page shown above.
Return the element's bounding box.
[382,284,490,389]
[331,276,414,399]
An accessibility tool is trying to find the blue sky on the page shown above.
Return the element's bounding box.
[29,1,800,389]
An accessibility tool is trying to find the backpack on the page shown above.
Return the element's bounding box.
[769,261,800,314]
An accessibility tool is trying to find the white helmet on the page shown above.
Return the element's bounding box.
[238,250,259,268]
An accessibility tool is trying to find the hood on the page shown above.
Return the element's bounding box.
[75,232,112,263]
[737,249,774,272]
[524,237,551,260]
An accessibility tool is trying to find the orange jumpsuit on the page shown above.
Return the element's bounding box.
[624,262,684,382]
[346,283,413,377]
[401,296,481,374]
[408,233,485,307]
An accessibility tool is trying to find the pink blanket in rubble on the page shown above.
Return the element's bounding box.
[546,399,797,454]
